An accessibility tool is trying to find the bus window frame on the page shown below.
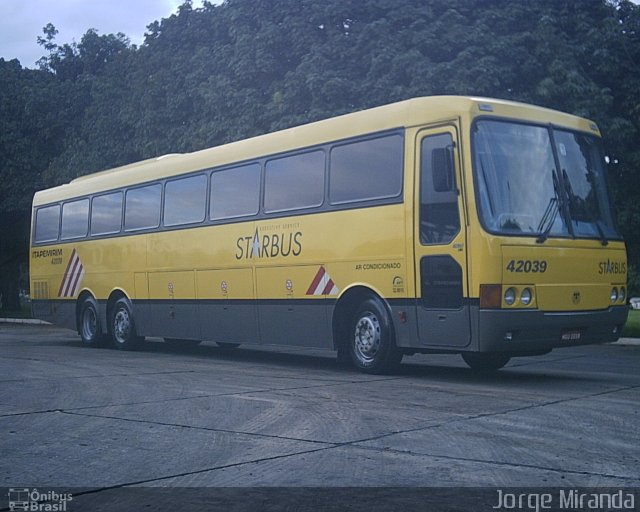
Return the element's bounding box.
[60,198,90,241]
[124,182,163,233]
[33,203,62,244]
[90,191,124,237]
[263,148,327,214]
[209,162,262,221]
[162,173,208,228]
[328,132,404,206]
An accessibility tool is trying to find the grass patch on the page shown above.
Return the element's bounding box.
[622,309,640,338]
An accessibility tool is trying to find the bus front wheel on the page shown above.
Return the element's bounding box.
[349,298,402,374]
[110,298,143,351]
[461,352,510,372]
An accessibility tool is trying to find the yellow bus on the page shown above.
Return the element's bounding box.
[30,96,628,373]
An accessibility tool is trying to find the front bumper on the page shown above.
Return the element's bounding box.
[477,306,629,354]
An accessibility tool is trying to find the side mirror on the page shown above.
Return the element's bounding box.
[432,146,456,192]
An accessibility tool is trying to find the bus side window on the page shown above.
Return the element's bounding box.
[210,163,261,220]
[34,204,61,243]
[329,134,403,205]
[264,150,325,213]
[61,198,89,240]
[164,174,207,226]
[420,133,460,245]
[91,192,123,236]
[125,184,162,232]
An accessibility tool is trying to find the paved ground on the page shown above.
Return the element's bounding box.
[1,323,639,510]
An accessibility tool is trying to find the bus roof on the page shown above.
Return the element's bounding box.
[33,95,599,206]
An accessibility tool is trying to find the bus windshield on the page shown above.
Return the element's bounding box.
[473,119,620,241]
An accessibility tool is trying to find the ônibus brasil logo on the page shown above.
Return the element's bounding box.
[7,488,73,511]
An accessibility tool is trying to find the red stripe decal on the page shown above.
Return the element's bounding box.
[69,263,84,297]
[306,266,326,295]
[321,279,335,295]
[63,255,81,297]
[58,249,77,297]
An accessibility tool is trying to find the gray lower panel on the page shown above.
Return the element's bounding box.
[200,303,258,344]
[130,302,150,336]
[258,303,332,349]
[388,304,420,348]
[134,302,200,340]
[416,305,471,348]
[389,302,473,350]
[133,300,331,348]
[31,300,76,331]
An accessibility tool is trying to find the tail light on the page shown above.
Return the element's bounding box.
[480,284,502,309]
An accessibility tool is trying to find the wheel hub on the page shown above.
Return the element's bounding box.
[354,313,381,362]
[114,309,130,343]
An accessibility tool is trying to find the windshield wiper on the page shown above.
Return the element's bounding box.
[536,170,560,244]
[594,219,609,246]
[536,197,558,243]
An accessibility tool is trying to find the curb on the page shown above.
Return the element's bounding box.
[0,318,51,325]
[613,338,640,346]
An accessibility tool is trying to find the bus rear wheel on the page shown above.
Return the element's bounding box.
[348,297,402,374]
[110,298,143,351]
[461,352,510,372]
[79,298,105,347]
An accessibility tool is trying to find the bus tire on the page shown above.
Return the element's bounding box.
[349,297,402,374]
[461,352,510,372]
[110,298,143,351]
[79,297,105,347]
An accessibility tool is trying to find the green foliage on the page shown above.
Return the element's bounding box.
[1,0,640,305]
[622,309,640,338]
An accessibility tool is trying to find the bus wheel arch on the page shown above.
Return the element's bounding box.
[332,286,402,373]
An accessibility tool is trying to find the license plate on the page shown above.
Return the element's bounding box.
[561,330,582,342]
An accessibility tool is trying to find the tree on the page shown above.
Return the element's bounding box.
[0,58,69,311]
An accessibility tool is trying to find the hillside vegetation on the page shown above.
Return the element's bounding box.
[1,0,639,309]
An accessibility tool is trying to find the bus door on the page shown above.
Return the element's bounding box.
[414,126,471,348]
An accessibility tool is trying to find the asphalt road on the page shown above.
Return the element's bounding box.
[1,324,639,510]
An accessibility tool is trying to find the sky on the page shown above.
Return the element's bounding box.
[0,0,206,68]
[2,0,639,69]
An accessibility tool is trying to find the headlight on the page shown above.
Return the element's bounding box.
[521,288,533,306]
[504,287,517,306]
[619,287,626,303]
[610,287,618,302]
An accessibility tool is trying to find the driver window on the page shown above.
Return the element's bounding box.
[420,133,460,245]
